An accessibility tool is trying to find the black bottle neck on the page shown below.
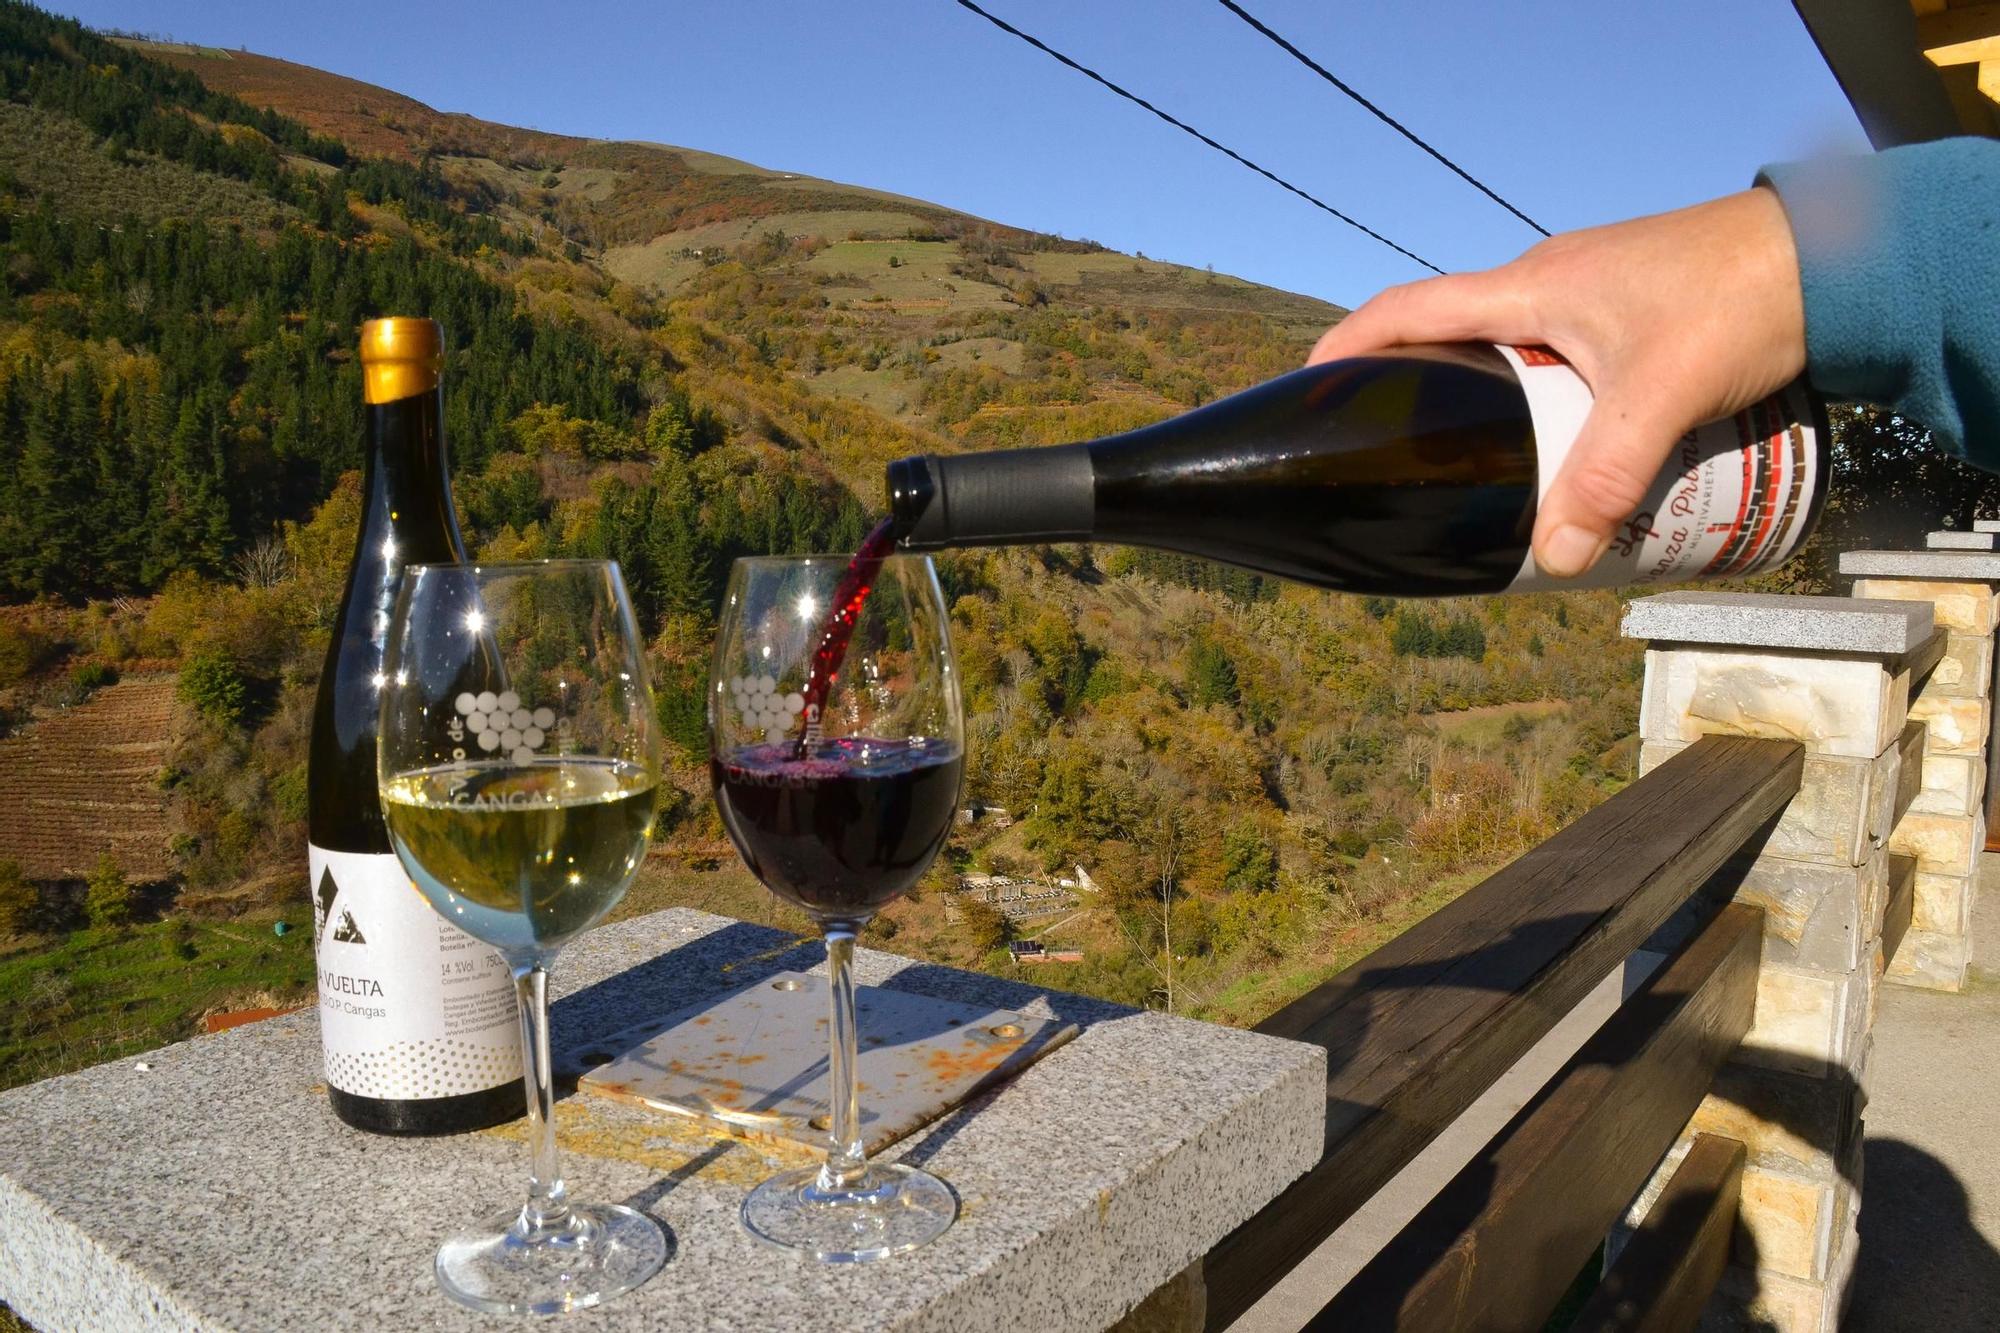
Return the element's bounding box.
[887,360,1351,551]
[310,386,465,850]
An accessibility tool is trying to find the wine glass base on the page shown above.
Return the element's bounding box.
[436,1201,667,1315]
[742,1162,958,1262]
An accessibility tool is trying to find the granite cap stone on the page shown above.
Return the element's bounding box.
[1927,531,1999,551]
[1975,520,2000,534]
[1840,549,2000,580]
[1620,591,1934,655]
[0,908,1326,1333]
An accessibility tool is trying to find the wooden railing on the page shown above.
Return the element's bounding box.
[1202,734,1805,1331]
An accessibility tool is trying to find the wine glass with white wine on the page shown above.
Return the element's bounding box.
[377,559,666,1315]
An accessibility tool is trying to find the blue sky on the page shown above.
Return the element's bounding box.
[56,0,1866,308]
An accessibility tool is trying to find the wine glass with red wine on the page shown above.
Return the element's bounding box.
[709,545,965,1261]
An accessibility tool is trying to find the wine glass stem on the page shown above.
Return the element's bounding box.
[512,962,572,1236]
[817,928,868,1193]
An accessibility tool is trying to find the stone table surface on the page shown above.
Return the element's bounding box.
[0,908,1324,1333]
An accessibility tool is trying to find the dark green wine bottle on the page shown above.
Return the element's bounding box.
[888,344,1828,595]
[307,318,523,1136]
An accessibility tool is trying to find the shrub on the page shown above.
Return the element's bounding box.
[0,860,37,935]
[164,918,198,961]
[139,569,220,658]
[178,651,248,727]
[0,621,54,687]
[271,763,309,823]
[57,658,117,706]
[84,854,133,928]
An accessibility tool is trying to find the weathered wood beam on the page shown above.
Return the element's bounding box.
[1568,1134,1747,1333]
[1312,903,1763,1331]
[1201,737,1801,1330]
[1791,0,1967,148]
[1919,3,2000,66]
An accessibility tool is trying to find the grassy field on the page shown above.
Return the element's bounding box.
[796,363,913,417]
[1200,859,1503,1028]
[0,910,313,1093]
[1430,699,1572,749]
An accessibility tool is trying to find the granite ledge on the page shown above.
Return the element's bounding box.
[1927,531,1999,551]
[1619,591,1934,655]
[1839,549,2000,581]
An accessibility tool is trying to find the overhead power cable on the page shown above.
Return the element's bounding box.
[1214,0,1548,236]
[953,0,1444,275]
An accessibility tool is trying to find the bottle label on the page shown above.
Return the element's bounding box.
[1498,345,1821,592]
[309,844,521,1100]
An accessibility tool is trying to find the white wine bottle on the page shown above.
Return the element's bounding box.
[307,318,523,1135]
[887,344,1827,594]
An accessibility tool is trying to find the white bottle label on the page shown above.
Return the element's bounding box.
[309,844,521,1100]
[1498,345,1821,592]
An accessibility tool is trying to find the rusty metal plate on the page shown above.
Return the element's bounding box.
[576,972,1078,1156]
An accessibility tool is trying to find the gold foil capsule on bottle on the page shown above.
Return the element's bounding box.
[358,317,444,405]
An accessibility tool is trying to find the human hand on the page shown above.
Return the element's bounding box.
[1309,188,1806,578]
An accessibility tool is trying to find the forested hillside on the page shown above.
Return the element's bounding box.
[1,2,1985,1087]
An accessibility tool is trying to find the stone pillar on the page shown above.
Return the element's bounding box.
[1841,546,2000,991]
[1614,590,1936,1332]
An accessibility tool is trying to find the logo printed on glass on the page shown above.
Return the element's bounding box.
[450,690,558,763]
[728,674,805,741]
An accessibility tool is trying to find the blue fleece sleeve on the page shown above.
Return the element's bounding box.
[1760,137,2000,466]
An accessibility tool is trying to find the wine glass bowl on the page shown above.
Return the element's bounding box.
[377,559,667,1314]
[709,552,965,1261]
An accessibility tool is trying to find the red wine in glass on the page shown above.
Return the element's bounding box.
[711,737,962,924]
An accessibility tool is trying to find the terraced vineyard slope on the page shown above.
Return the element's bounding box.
[0,678,175,883]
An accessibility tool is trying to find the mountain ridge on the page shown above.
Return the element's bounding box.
[122,37,1345,335]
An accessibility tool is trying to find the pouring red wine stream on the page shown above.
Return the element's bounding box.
[795,517,898,750]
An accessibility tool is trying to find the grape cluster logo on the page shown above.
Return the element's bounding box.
[450,690,557,764]
[728,674,805,740]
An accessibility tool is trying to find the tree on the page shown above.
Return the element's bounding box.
[85,854,134,927]
[0,860,37,936]
[1026,611,1090,715]
[282,473,362,627]
[1221,821,1278,894]
[1185,633,1239,709]
[148,394,235,579]
[956,894,1010,954]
